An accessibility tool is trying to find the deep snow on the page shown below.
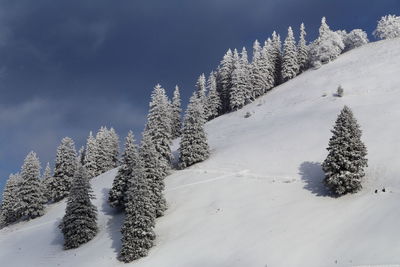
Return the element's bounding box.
[2,39,400,267]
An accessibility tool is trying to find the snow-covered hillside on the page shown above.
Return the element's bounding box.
[2,39,400,267]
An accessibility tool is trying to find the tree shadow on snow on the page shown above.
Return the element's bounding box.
[298,161,332,197]
[101,188,124,255]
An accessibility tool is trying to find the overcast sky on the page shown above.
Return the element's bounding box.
[0,0,399,190]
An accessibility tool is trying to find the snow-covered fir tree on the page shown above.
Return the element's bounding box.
[0,173,22,226]
[179,93,210,168]
[216,49,234,113]
[196,73,207,102]
[271,31,283,85]
[119,148,155,263]
[309,17,344,66]
[77,146,86,166]
[84,131,98,178]
[19,151,45,220]
[109,131,140,209]
[205,71,222,120]
[297,23,309,72]
[109,127,120,167]
[251,40,263,98]
[170,85,182,138]
[95,127,120,175]
[140,131,168,217]
[230,52,247,110]
[240,47,253,104]
[322,106,368,196]
[47,137,77,202]
[282,26,299,81]
[342,29,369,52]
[374,14,400,40]
[41,162,53,202]
[59,165,98,249]
[144,84,172,164]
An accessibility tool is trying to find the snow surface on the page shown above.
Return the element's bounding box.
[2,39,400,267]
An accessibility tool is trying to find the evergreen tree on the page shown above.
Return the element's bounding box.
[196,73,207,102]
[240,47,253,104]
[77,146,86,166]
[309,17,344,65]
[251,40,274,97]
[144,84,172,164]
[84,131,98,178]
[297,23,309,72]
[59,165,98,249]
[251,40,263,98]
[271,31,283,85]
[140,132,168,217]
[19,151,45,220]
[179,93,210,168]
[374,14,400,40]
[216,49,234,113]
[282,26,299,82]
[109,127,120,167]
[119,150,155,263]
[41,162,53,202]
[205,72,222,120]
[322,106,368,195]
[109,131,140,209]
[0,173,22,226]
[230,51,247,111]
[95,127,119,175]
[171,85,182,139]
[47,137,77,202]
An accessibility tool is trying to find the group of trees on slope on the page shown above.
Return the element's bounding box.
[0,14,399,263]
[0,81,210,259]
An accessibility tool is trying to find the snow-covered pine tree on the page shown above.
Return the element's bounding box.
[260,41,275,94]
[77,146,86,166]
[47,137,77,202]
[179,92,210,168]
[109,131,140,209]
[109,127,120,167]
[84,131,98,178]
[59,165,98,249]
[0,173,22,226]
[19,151,45,220]
[309,17,344,66]
[171,85,182,139]
[216,49,234,113]
[230,49,248,110]
[41,162,53,202]
[251,40,264,98]
[205,72,222,120]
[282,26,299,82]
[271,31,283,85]
[196,73,207,101]
[319,16,330,36]
[240,47,253,104]
[322,106,368,196]
[140,131,168,217]
[342,29,369,52]
[144,84,172,164]
[95,127,118,175]
[297,23,309,73]
[374,14,400,40]
[119,147,155,263]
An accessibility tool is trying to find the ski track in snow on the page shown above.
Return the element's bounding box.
[168,168,297,192]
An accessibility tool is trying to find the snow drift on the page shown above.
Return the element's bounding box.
[2,38,400,267]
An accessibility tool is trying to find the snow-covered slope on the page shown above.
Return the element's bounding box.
[2,39,400,267]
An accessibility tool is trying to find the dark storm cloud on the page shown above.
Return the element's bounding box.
[0,0,400,189]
